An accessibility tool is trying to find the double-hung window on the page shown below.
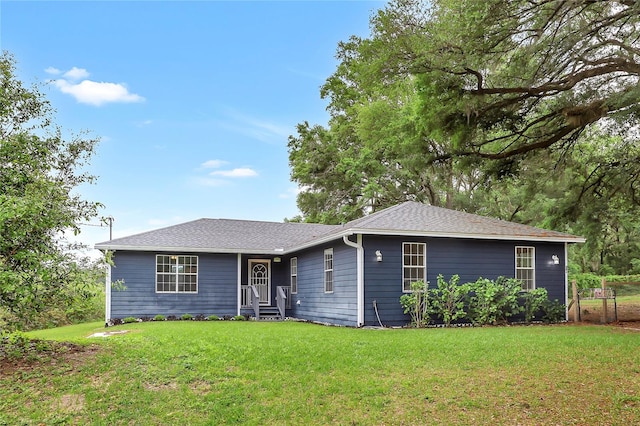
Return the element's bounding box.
[156,255,198,293]
[515,247,535,291]
[290,257,298,294]
[324,248,333,293]
[403,242,426,292]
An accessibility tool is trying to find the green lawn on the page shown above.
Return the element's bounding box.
[1,321,638,425]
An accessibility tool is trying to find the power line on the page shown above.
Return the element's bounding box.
[78,216,114,240]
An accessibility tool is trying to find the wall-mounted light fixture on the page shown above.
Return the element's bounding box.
[274,257,281,263]
[375,250,383,262]
[551,255,560,265]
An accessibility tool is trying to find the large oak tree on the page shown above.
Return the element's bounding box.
[288,0,640,273]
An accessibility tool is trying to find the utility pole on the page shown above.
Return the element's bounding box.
[106,216,114,240]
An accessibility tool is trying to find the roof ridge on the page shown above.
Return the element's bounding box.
[343,202,410,228]
[205,218,337,227]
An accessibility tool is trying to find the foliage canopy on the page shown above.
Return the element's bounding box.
[0,52,102,331]
[288,0,640,273]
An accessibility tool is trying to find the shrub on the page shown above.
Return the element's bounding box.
[429,274,467,326]
[399,280,430,327]
[154,315,166,321]
[466,277,523,325]
[208,315,219,321]
[569,273,602,290]
[521,288,548,323]
[541,299,566,323]
[181,314,193,321]
[122,317,138,324]
[233,315,246,321]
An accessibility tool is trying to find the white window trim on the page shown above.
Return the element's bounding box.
[155,254,199,294]
[515,246,536,291]
[402,242,426,293]
[290,257,298,294]
[324,248,334,294]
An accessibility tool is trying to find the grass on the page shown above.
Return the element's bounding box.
[1,321,638,425]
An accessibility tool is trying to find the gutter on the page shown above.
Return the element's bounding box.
[343,234,364,327]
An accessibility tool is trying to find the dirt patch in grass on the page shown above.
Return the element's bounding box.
[0,340,100,376]
[54,393,85,413]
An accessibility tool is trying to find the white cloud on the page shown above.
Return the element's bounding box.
[48,66,144,106]
[191,177,229,187]
[63,67,90,80]
[200,159,228,169]
[52,79,144,106]
[210,168,258,178]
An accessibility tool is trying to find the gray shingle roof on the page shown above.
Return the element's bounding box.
[95,201,584,253]
[343,202,582,241]
[95,218,340,254]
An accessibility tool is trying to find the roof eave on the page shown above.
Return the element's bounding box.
[94,227,585,254]
[93,244,286,255]
[347,228,586,243]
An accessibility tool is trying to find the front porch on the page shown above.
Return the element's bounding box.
[241,285,292,320]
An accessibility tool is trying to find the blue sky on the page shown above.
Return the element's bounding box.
[1,1,385,257]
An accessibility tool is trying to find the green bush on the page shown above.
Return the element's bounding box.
[233,315,246,321]
[569,273,602,290]
[399,281,430,327]
[208,315,219,321]
[429,274,467,326]
[541,299,566,323]
[181,314,193,321]
[122,317,138,324]
[522,288,548,323]
[154,315,166,321]
[466,277,523,325]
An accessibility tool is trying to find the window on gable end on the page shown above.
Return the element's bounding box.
[515,246,535,291]
[403,242,426,292]
[291,257,298,294]
[324,248,333,293]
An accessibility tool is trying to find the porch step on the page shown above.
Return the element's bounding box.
[258,306,282,321]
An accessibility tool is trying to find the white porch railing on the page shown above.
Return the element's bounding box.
[242,285,292,321]
[249,285,260,320]
[280,286,292,309]
[276,286,287,320]
[241,285,251,308]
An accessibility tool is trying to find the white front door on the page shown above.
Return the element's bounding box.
[249,260,271,305]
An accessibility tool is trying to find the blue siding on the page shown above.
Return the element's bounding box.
[110,251,237,319]
[110,236,567,327]
[363,236,567,326]
[286,239,358,326]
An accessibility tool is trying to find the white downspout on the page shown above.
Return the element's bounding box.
[343,234,364,327]
[564,242,569,321]
[105,257,112,327]
[237,253,242,316]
